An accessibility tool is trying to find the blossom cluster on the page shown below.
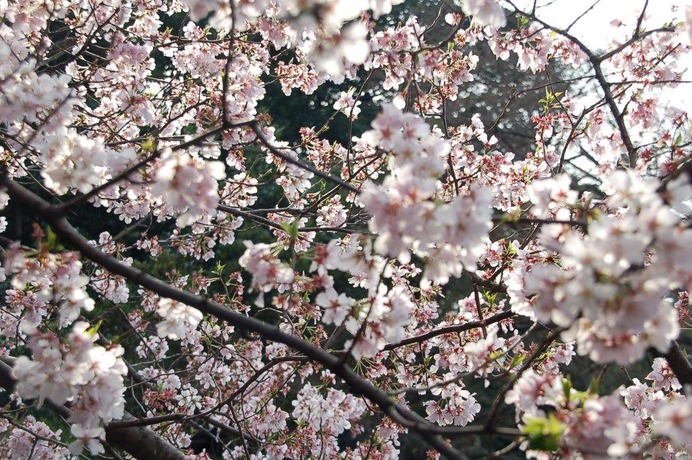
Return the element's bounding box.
[239,241,295,293]
[2,249,95,333]
[0,0,690,458]
[359,104,493,286]
[291,382,367,439]
[152,149,226,227]
[505,357,691,458]
[0,415,70,459]
[12,323,127,456]
[509,171,691,364]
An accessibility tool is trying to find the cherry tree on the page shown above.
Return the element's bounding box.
[0,0,691,458]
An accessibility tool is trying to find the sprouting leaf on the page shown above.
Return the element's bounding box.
[42,226,64,252]
[562,377,572,401]
[141,137,157,153]
[523,413,565,451]
[510,353,526,368]
[87,320,103,337]
[280,221,299,239]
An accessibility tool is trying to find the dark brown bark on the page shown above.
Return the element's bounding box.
[1,176,470,460]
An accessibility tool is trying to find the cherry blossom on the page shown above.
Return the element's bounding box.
[654,394,692,452]
[238,241,295,293]
[646,357,682,392]
[0,0,690,458]
[152,149,226,227]
[69,426,106,456]
[459,0,507,29]
[155,298,204,340]
[316,288,355,325]
[12,322,127,442]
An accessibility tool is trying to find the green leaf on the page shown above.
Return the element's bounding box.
[523,413,565,452]
[562,377,572,402]
[141,137,157,153]
[587,374,600,395]
[489,350,504,361]
[510,353,526,368]
[46,226,58,250]
[87,320,103,337]
[516,15,529,28]
[500,212,519,223]
[482,291,498,306]
[43,226,64,251]
[280,221,299,239]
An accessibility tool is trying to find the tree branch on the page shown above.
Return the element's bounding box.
[0,357,185,460]
[250,122,361,195]
[1,176,467,460]
[383,311,514,351]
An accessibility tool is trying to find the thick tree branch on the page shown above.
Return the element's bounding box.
[0,357,185,460]
[1,176,467,460]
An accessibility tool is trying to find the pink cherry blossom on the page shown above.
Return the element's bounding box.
[0,1,690,458]
[460,0,507,29]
